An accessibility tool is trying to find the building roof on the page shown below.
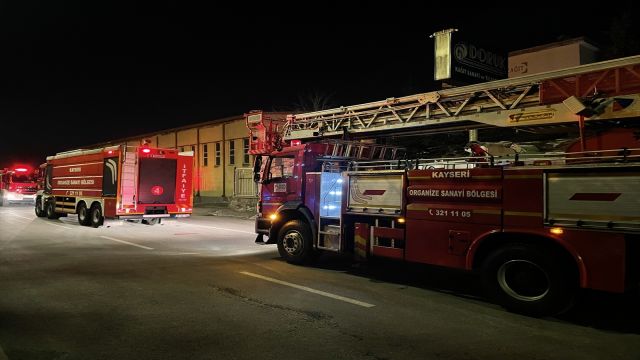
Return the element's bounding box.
[88,113,245,148]
[509,37,599,57]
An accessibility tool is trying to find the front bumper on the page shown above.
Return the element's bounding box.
[4,193,36,203]
[255,216,271,235]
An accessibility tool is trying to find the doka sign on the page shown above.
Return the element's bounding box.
[432,28,506,85]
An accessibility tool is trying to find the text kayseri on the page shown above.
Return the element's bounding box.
[431,170,470,179]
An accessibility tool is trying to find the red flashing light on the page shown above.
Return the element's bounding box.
[142,148,151,153]
[291,140,302,146]
[108,150,114,154]
[14,168,28,172]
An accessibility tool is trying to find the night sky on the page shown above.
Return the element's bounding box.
[1,1,638,169]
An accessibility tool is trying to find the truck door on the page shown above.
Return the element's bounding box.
[405,167,503,269]
[261,155,298,212]
[44,164,53,194]
[102,157,119,197]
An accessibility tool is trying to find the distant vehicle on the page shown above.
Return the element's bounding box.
[35,144,194,227]
[0,166,39,206]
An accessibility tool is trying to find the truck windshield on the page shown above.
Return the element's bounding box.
[12,174,33,182]
[269,156,295,179]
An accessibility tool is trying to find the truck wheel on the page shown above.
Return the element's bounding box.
[77,202,91,226]
[35,198,46,217]
[46,201,60,219]
[481,243,577,317]
[90,203,103,228]
[277,220,314,264]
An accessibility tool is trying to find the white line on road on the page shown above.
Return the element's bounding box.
[6,213,33,221]
[239,271,375,308]
[99,236,154,250]
[190,224,255,235]
[163,252,201,256]
[1,216,29,224]
[43,221,74,230]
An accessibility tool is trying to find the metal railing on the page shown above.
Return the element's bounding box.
[234,168,258,198]
[347,148,640,171]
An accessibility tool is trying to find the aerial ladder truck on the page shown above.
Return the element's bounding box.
[245,55,640,316]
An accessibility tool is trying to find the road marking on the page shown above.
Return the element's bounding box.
[6,213,33,221]
[163,252,201,255]
[239,271,375,308]
[99,236,154,250]
[1,216,29,223]
[190,224,255,235]
[43,221,74,230]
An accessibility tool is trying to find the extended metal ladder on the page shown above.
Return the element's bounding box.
[284,55,640,140]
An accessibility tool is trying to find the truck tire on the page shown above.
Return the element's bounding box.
[277,220,314,265]
[77,202,91,226]
[142,218,160,225]
[90,203,103,228]
[35,198,46,217]
[46,201,60,219]
[481,243,577,317]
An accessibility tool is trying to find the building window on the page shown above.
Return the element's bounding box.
[243,138,250,165]
[203,144,208,167]
[229,140,235,165]
[179,146,195,154]
[215,142,221,166]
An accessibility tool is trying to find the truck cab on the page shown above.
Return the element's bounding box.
[254,143,322,242]
[0,166,38,206]
[253,141,406,256]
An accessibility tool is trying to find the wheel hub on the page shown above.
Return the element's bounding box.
[497,260,550,301]
[283,231,303,255]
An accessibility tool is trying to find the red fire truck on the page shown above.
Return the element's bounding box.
[245,55,640,316]
[35,144,193,227]
[0,166,39,206]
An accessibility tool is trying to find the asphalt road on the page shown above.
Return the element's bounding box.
[1,204,639,360]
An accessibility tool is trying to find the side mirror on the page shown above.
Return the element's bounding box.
[252,156,263,183]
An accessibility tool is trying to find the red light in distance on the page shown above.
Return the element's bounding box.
[142,148,151,153]
[14,168,28,172]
